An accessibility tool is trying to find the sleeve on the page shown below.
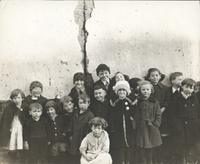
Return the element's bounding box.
[152,101,162,127]
[101,132,110,153]
[45,118,52,142]
[79,135,88,154]
[23,119,31,142]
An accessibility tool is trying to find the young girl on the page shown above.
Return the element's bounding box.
[0,89,26,160]
[135,80,162,164]
[110,80,136,164]
[79,117,112,164]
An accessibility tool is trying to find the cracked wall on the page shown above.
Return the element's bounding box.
[0,1,199,99]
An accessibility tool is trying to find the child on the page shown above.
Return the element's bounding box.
[110,80,136,164]
[94,64,111,93]
[135,80,162,164]
[161,72,183,164]
[171,78,200,164]
[69,93,94,164]
[80,117,112,164]
[23,81,48,118]
[0,89,26,160]
[90,84,111,123]
[23,102,51,164]
[46,100,67,164]
[69,72,93,108]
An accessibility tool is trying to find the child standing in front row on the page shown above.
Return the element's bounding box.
[80,117,112,164]
[69,94,94,164]
[135,80,162,164]
[23,103,51,164]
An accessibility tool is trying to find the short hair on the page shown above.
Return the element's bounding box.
[89,117,108,129]
[29,102,43,112]
[138,80,154,94]
[145,68,165,82]
[181,78,196,87]
[10,89,25,99]
[96,64,110,76]
[30,81,43,92]
[45,100,56,109]
[129,78,141,90]
[61,95,73,105]
[169,72,183,82]
[93,84,107,91]
[78,93,90,103]
[73,72,84,84]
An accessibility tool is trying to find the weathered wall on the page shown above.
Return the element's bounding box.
[0,1,199,99]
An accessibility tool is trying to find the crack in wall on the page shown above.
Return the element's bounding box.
[74,0,94,74]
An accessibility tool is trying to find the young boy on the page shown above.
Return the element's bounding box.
[94,64,111,93]
[90,85,111,123]
[46,100,67,164]
[23,81,47,118]
[171,78,200,164]
[23,103,51,164]
[69,94,94,164]
[110,80,136,164]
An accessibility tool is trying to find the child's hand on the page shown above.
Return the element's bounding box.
[84,155,94,162]
[24,141,29,150]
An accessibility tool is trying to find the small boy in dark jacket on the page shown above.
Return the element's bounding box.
[46,100,67,164]
[23,103,51,164]
[69,93,94,164]
[171,78,200,164]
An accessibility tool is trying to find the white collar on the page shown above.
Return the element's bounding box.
[181,91,191,99]
[172,87,180,94]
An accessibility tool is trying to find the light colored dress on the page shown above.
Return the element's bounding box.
[80,130,112,164]
[9,115,23,150]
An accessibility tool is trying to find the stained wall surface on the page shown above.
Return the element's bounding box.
[0,1,199,99]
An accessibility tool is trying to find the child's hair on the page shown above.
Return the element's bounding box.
[181,78,196,87]
[29,102,43,112]
[78,93,90,103]
[96,64,110,76]
[93,84,107,91]
[89,117,108,129]
[195,81,200,91]
[110,72,129,86]
[30,81,43,92]
[73,72,84,84]
[138,80,154,93]
[10,89,25,99]
[169,72,183,82]
[145,68,165,82]
[45,100,58,113]
[129,78,141,91]
[61,95,73,105]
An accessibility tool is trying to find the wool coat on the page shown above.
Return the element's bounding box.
[135,97,162,148]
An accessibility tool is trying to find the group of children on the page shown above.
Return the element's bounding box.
[0,63,200,164]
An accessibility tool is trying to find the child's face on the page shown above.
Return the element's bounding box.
[98,70,110,82]
[47,107,57,119]
[149,71,161,85]
[63,101,74,113]
[94,89,106,102]
[91,125,103,138]
[12,94,23,107]
[182,84,194,95]
[117,88,127,100]
[74,80,84,90]
[115,73,125,82]
[29,107,42,120]
[140,84,152,99]
[31,87,42,98]
[172,76,183,87]
[78,99,90,112]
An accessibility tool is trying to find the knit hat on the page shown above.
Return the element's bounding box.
[113,80,131,95]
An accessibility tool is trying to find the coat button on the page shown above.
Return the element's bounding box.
[126,107,130,110]
[185,121,188,125]
[184,104,187,107]
[125,102,128,105]
[55,133,57,136]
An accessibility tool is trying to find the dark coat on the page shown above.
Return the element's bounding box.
[170,93,200,145]
[135,97,162,148]
[110,97,136,148]
[23,95,48,118]
[0,101,26,147]
[69,110,94,155]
